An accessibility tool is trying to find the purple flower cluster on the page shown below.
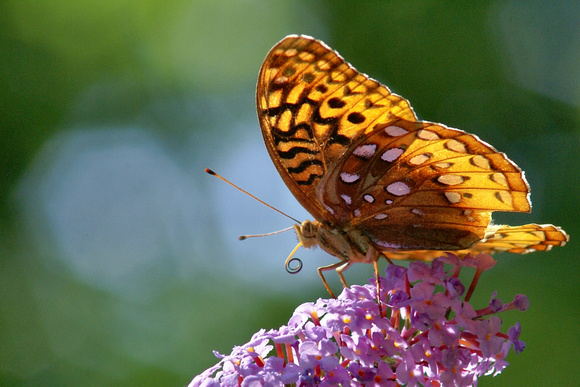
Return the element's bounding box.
[191,254,527,386]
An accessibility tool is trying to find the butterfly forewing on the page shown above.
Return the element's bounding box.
[257,35,416,223]
[256,34,568,266]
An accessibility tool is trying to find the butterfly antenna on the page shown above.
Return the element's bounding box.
[205,168,301,224]
[238,226,294,240]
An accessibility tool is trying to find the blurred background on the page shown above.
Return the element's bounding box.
[1,1,578,386]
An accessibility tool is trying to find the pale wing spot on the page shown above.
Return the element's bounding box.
[384,125,409,137]
[411,208,424,216]
[381,147,405,162]
[284,48,298,57]
[437,174,465,186]
[445,139,467,153]
[341,194,352,205]
[375,240,401,249]
[340,172,360,183]
[298,51,315,62]
[444,192,462,204]
[409,154,431,165]
[331,70,348,83]
[353,144,377,159]
[385,199,393,205]
[273,76,290,86]
[490,172,509,187]
[463,210,475,222]
[417,129,440,141]
[363,194,375,203]
[472,155,491,170]
[323,204,335,215]
[354,209,361,217]
[272,48,285,57]
[317,59,331,71]
[386,182,411,196]
[495,191,513,206]
[435,162,452,169]
[374,213,388,220]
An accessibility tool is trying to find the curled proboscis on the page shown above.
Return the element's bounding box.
[285,257,303,274]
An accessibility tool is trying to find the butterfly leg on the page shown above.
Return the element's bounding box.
[317,259,352,298]
[365,246,383,315]
[372,259,384,316]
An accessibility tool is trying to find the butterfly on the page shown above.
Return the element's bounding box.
[256,35,568,297]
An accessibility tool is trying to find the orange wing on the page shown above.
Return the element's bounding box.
[257,35,567,258]
[325,118,531,250]
[257,35,416,224]
[382,224,569,261]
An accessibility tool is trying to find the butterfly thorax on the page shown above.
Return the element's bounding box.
[294,220,379,264]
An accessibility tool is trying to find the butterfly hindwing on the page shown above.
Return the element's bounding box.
[321,118,531,250]
[382,224,569,261]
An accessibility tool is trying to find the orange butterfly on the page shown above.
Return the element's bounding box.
[256,35,568,296]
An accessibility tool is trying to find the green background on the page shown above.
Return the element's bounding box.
[1,1,578,386]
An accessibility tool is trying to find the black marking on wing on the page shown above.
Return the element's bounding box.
[277,146,319,159]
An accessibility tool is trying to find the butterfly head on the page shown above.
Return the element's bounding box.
[294,220,378,264]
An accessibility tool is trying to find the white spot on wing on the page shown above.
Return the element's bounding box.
[495,191,513,206]
[444,192,462,204]
[353,144,377,159]
[374,240,401,249]
[411,208,424,216]
[490,173,508,187]
[409,154,431,165]
[363,194,375,203]
[341,194,352,205]
[374,213,388,220]
[384,126,409,137]
[386,182,411,196]
[340,172,360,183]
[381,147,404,162]
[323,204,335,215]
[445,139,467,153]
[472,155,491,169]
[437,174,465,186]
[417,129,440,140]
[385,199,393,205]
